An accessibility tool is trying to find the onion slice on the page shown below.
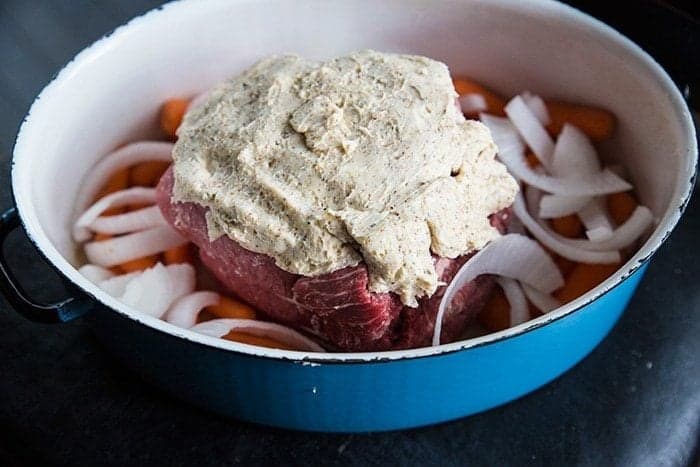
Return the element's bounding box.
[483,116,631,195]
[84,225,187,267]
[522,284,561,313]
[480,114,525,156]
[120,263,196,318]
[433,234,564,345]
[551,124,601,176]
[90,205,166,236]
[539,194,590,218]
[497,144,631,196]
[538,124,605,217]
[561,206,654,251]
[578,199,614,241]
[522,92,550,125]
[78,264,115,283]
[73,142,173,217]
[586,226,613,242]
[190,319,326,352]
[73,187,157,242]
[496,277,529,326]
[165,291,220,329]
[514,192,621,263]
[459,93,487,114]
[98,271,141,296]
[504,95,555,168]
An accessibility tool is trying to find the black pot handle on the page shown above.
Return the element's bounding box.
[0,207,94,323]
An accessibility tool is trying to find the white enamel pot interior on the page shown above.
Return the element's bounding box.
[11,0,697,362]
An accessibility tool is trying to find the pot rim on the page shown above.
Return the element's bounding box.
[11,0,697,364]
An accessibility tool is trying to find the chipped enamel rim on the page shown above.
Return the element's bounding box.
[11,0,697,364]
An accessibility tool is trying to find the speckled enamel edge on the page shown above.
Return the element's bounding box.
[10,0,698,364]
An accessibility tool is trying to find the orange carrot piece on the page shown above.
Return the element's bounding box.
[196,309,217,324]
[130,161,171,187]
[554,254,577,278]
[545,101,615,141]
[452,77,507,116]
[118,255,159,273]
[160,98,189,139]
[96,168,130,215]
[525,150,540,168]
[97,168,130,198]
[607,192,637,226]
[92,233,112,242]
[206,296,257,320]
[555,262,620,304]
[478,289,511,332]
[163,243,194,265]
[551,214,584,238]
[223,331,296,350]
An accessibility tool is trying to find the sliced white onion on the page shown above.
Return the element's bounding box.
[539,194,590,218]
[459,93,487,114]
[497,145,632,196]
[165,291,220,329]
[190,318,326,352]
[522,92,550,125]
[433,234,564,346]
[98,271,141,296]
[73,142,173,217]
[496,277,529,326]
[578,198,614,240]
[90,205,166,236]
[537,124,601,216]
[586,226,613,242]
[78,264,115,283]
[504,95,555,168]
[551,124,601,176]
[120,263,196,318]
[560,206,654,251]
[485,114,631,197]
[515,192,621,263]
[84,225,187,267]
[522,284,561,313]
[480,114,525,156]
[73,187,157,242]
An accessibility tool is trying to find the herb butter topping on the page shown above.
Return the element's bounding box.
[173,50,518,306]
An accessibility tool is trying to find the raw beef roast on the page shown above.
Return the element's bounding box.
[156,168,509,351]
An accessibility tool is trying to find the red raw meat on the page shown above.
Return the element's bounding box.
[156,167,508,351]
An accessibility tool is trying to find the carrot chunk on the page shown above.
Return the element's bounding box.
[525,150,540,168]
[223,331,296,350]
[160,98,189,139]
[553,254,577,277]
[607,192,637,226]
[478,289,511,332]
[118,255,159,273]
[130,161,171,187]
[97,168,130,198]
[96,168,130,215]
[555,262,620,304]
[452,77,506,116]
[92,233,112,242]
[206,296,257,320]
[551,214,584,238]
[545,101,615,141]
[163,243,194,265]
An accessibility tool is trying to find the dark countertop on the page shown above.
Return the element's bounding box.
[0,1,698,466]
